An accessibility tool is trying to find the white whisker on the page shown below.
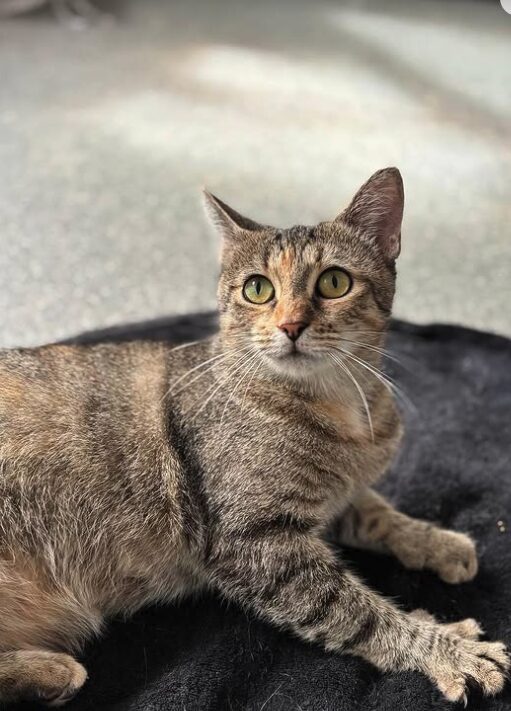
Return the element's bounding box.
[333,346,416,414]
[219,350,261,427]
[241,357,264,413]
[329,352,374,441]
[163,351,226,400]
[187,350,256,422]
[337,337,405,369]
[169,354,234,398]
[169,340,200,352]
[162,347,251,403]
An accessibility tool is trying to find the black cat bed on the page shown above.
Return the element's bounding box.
[19,314,511,711]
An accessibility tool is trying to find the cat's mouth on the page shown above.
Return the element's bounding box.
[269,342,318,362]
[263,344,328,380]
[283,349,306,360]
[261,333,329,370]
[273,342,303,357]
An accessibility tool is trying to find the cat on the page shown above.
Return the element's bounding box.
[0,167,507,706]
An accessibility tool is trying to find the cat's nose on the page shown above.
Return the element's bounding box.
[278,321,308,342]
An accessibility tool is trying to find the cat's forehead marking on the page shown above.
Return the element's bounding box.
[267,226,317,264]
[267,235,297,282]
[265,226,320,293]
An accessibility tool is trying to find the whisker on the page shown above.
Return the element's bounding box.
[333,345,395,387]
[333,346,416,414]
[337,337,406,369]
[341,329,389,335]
[187,350,256,422]
[169,340,201,352]
[219,350,261,426]
[169,354,236,399]
[340,330,419,361]
[339,347,400,394]
[316,335,391,356]
[241,357,264,413]
[329,353,374,441]
[164,351,227,399]
[185,371,236,423]
[163,347,251,402]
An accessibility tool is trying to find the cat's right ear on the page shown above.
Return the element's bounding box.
[203,191,263,242]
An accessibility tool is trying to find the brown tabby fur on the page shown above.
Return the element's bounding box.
[0,168,507,706]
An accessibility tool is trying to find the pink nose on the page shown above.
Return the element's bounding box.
[278,321,308,342]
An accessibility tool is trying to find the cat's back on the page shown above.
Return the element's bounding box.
[0,341,168,457]
[0,338,216,475]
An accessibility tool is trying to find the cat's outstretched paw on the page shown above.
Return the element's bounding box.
[424,635,509,703]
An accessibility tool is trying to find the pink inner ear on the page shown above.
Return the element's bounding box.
[386,230,401,260]
[339,168,404,262]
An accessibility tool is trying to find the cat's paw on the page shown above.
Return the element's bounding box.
[389,526,478,583]
[20,651,87,707]
[427,529,478,584]
[425,636,509,704]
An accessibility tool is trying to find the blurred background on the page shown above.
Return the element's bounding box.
[0,0,510,347]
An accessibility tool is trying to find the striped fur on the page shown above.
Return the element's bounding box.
[0,169,507,705]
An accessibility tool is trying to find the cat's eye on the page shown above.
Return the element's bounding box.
[316,268,352,299]
[243,275,275,304]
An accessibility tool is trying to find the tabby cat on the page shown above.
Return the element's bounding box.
[0,168,507,706]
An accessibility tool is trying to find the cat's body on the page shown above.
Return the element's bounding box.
[0,332,398,633]
[0,169,507,706]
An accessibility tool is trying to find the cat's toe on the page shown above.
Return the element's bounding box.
[444,617,483,640]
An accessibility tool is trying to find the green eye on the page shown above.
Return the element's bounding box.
[316,268,352,299]
[243,275,275,304]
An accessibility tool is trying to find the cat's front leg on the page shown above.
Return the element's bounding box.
[337,487,477,584]
[207,528,508,701]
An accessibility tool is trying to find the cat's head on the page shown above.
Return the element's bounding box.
[204,168,403,386]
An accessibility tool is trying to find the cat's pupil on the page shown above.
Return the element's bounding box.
[332,274,338,289]
[256,281,261,295]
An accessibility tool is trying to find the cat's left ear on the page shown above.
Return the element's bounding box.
[203,191,263,242]
[336,167,404,261]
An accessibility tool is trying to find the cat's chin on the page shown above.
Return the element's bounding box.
[264,350,330,381]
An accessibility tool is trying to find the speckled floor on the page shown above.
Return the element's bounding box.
[0,0,510,347]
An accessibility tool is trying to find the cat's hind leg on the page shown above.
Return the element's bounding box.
[0,556,101,705]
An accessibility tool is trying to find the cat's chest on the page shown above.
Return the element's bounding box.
[311,399,370,442]
[297,395,401,494]
[196,387,401,524]
[208,400,389,493]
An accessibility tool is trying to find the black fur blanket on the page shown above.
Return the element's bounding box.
[18,314,511,711]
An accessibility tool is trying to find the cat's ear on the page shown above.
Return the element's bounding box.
[336,167,404,261]
[203,191,263,241]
